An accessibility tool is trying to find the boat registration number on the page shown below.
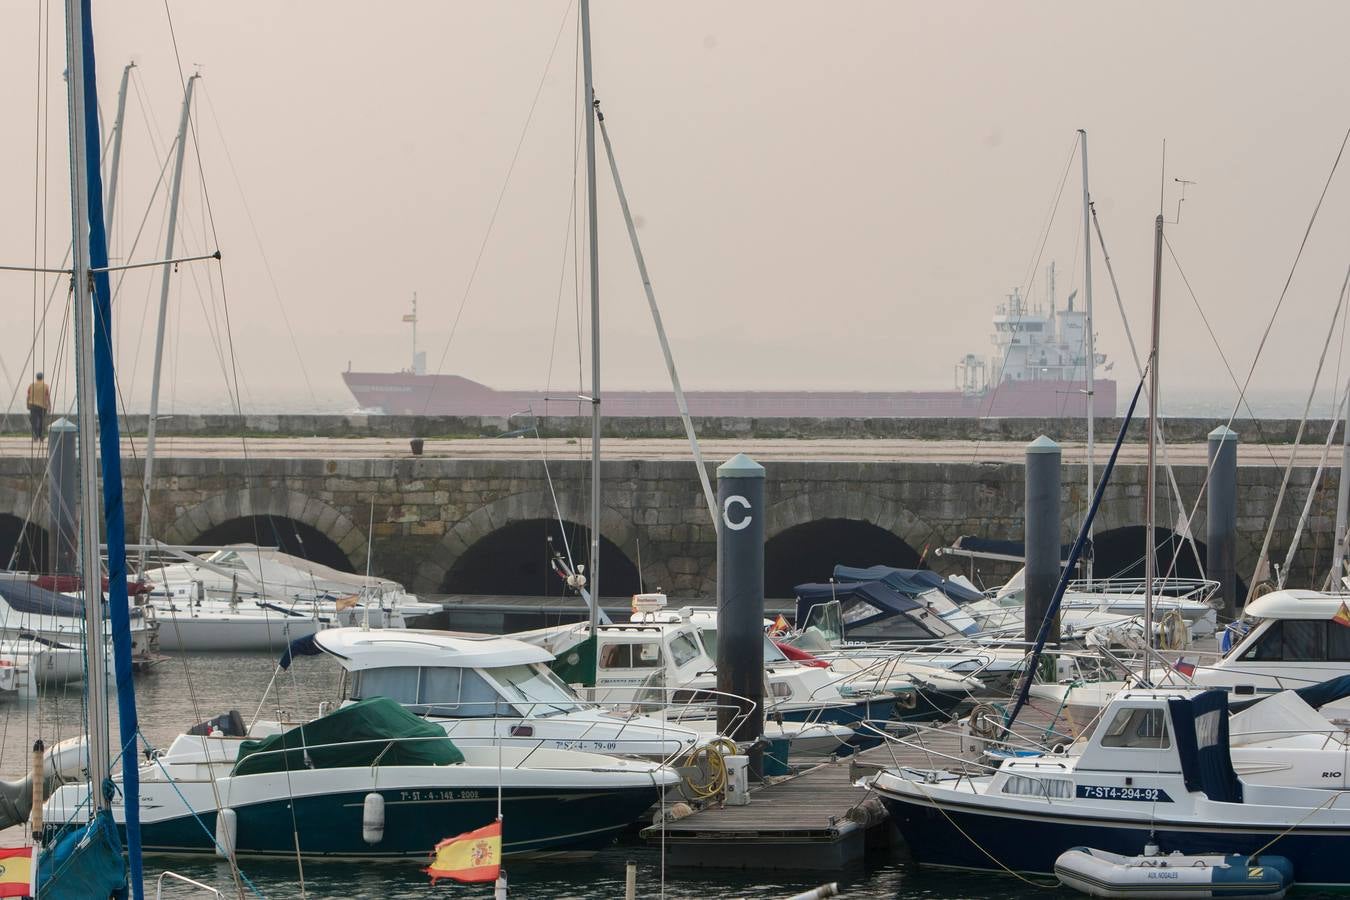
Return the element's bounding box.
[1075,785,1172,802]
[397,790,482,802]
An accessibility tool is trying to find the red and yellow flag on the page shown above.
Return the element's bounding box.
[1333,601,1350,628]
[771,614,791,635]
[426,820,501,884]
[0,846,34,898]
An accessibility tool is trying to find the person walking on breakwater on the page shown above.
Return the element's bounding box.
[26,373,50,441]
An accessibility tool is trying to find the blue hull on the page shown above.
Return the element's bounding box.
[53,784,662,860]
[881,793,1350,886]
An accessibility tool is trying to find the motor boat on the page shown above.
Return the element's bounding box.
[43,696,678,859]
[868,686,1350,886]
[307,627,706,761]
[0,574,159,672]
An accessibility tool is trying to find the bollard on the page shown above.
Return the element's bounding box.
[715,453,765,777]
[1024,436,1062,646]
[1207,426,1239,619]
[48,417,78,575]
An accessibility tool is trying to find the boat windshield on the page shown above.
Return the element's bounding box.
[204,550,247,570]
[697,629,717,659]
[486,664,585,717]
[801,601,843,645]
[351,665,517,718]
[762,635,788,663]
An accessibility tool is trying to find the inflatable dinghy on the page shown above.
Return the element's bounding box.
[1055,846,1293,899]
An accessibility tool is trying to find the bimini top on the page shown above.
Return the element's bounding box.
[314,627,552,671]
[1246,590,1350,622]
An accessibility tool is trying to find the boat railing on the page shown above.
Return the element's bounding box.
[1066,577,1220,604]
[155,870,221,898]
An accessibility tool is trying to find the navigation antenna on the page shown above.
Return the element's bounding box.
[1168,178,1197,225]
[404,293,424,374]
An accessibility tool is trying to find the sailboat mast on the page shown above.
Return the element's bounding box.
[1144,213,1163,674]
[138,73,198,568]
[1079,129,1095,584]
[1331,379,1350,586]
[580,0,602,627]
[62,0,112,809]
[104,61,135,234]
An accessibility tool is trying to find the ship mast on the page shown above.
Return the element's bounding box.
[581,0,602,628]
[1079,129,1096,585]
[409,292,418,371]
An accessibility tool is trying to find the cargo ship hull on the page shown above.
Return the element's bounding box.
[341,371,1117,419]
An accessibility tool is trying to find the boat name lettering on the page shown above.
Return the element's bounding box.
[1146,871,1180,879]
[398,789,480,802]
[1074,785,1172,802]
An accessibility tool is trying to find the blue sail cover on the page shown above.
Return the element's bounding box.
[0,576,85,618]
[794,580,922,629]
[832,565,985,605]
[37,809,127,897]
[78,0,142,893]
[1169,690,1243,804]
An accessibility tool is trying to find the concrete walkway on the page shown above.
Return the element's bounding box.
[0,435,1320,466]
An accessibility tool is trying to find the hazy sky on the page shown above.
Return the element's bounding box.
[2,1,1349,416]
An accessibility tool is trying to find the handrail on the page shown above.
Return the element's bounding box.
[155,871,221,898]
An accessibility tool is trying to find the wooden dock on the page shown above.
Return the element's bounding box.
[642,702,1068,870]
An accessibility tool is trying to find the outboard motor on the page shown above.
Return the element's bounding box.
[188,710,247,738]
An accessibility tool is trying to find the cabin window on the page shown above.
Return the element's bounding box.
[769,681,793,699]
[490,664,580,715]
[1240,620,1332,662]
[1100,707,1170,749]
[600,642,661,669]
[1002,774,1071,799]
[352,666,420,706]
[1329,622,1350,661]
[419,667,462,707]
[669,633,702,668]
[698,629,719,658]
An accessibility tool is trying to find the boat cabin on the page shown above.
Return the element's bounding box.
[1202,590,1350,699]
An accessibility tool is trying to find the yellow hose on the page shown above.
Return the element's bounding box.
[679,737,738,802]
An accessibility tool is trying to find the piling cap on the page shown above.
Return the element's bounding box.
[1208,425,1239,442]
[48,417,76,433]
[717,452,765,479]
[1025,434,1061,455]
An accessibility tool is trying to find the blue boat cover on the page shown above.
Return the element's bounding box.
[279,632,322,670]
[0,576,85,618]
[1168,689,1242,804]
[37,809,128,898]
[793,580,922,628]
[832,565,985,605]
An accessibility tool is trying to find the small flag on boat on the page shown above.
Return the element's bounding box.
[771,614,791,634]
[402,313,417,322]
[0,846,34,898]
[334,594,360,611]
[1172,658,1196,677]
[1334,601,1350,628]
[426,819,502,884]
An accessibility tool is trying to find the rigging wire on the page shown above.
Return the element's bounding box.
[421,0,579,416]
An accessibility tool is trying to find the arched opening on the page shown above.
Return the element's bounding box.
[0,514,48,572]
[442,518,641,598]
[1091,526,1244,594]
[193,515,354,573]
[764,518,921,598]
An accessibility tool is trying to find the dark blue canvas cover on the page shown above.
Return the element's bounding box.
[832,565,984,605]
[1168,690,1242,804]
[793,580,921,628]
[0,575,85,618]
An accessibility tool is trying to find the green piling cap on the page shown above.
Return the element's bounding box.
[1026,434,1061,454]
[717,452,765,478]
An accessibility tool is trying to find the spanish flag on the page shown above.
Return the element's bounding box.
[771,614,791,634]
[1334,601,1350,628]
[0,846,33,898]
[426,820,501,884]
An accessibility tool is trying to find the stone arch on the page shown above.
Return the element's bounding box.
[161,490,368,572]
[1091,524,1228,588]
[763,489,938,598]
[416,489,639,596]
[0,484,50,572]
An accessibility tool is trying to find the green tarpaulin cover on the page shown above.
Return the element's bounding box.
[232,696,464,776]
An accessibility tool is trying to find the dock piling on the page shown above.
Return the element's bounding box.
[716,452,766,775]
[1025,435,1061,645]
[48,417,78,575]
[1207,426,1239,619]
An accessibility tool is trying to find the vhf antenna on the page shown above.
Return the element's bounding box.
[1168,177,1196,225]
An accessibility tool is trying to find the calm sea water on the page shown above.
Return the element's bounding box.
[2,654,1344,899]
